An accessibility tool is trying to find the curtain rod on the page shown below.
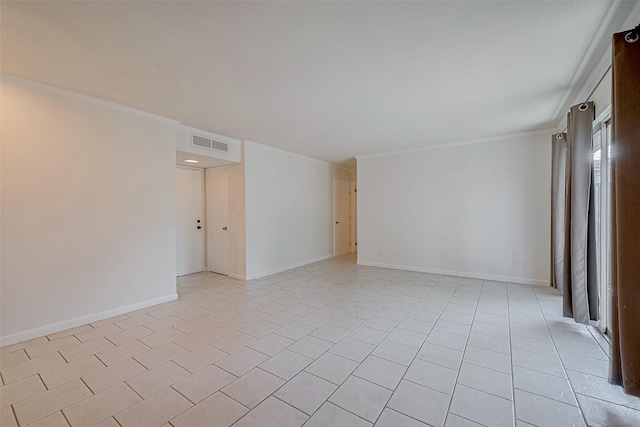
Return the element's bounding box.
[558,67,611,134]
[580,22,639,106]
[584,64,612,105]
[625,23,640,43]
[557,23,638,135]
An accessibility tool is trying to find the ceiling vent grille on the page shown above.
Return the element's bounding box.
[210,140,228,152]
[191,135,228,153]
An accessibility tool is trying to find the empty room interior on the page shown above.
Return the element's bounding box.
[2,1,640,426]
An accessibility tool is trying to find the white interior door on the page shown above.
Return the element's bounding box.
[176,167,204,276]
[206,167,230,275]
[351,182,357,253]
[335,179,351,255]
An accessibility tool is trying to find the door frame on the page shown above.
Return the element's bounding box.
[334,179,351,256]
[176,165,206,275]
[592,106,612,334]
[350,182,357,253]
[205,165,230,275]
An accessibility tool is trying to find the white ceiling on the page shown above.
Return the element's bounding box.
[1,1,635,167]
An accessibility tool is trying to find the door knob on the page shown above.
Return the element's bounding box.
[222,226,228,231]
[197,226,202,230]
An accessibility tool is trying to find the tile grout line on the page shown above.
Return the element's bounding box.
[378,276,463,420]
[10,258,628,427]
[442,277,482,426]
[296,278,418,426]
[59,408,72,427]
[219,268,378,425]
[57,349,70,364]
[533,288,589,427]
[586,323,612,357]
[370,274,461,425]
[10,404,19,427]
[272,272,443,425]
[271,393,318,419]
[113,381,195,426]
[37,372,49,391]
[167,380,199,410]
[506,282,519,427]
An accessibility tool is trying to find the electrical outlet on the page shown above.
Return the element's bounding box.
[377,249,382,257]
[512,251,521,269]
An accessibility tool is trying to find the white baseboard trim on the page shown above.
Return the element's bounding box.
[246,254,335,281]
[357,260,549,287]
[0,293,178,347]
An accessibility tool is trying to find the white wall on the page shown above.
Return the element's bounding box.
[244,141,346,279]
[228,151,247,279]
[1,76,178,345]
[357,133,551,285]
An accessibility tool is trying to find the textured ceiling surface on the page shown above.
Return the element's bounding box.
[1,1,633,166]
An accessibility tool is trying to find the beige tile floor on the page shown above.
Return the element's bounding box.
[1,254,639,426]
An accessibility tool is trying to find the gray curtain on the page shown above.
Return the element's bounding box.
[551,102,598,324]
[550,133,567,294]
[610,26,640,397]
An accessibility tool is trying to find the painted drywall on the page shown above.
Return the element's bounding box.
[357,133,551,285]
[244,141,347,279]
[1,76,178,345]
